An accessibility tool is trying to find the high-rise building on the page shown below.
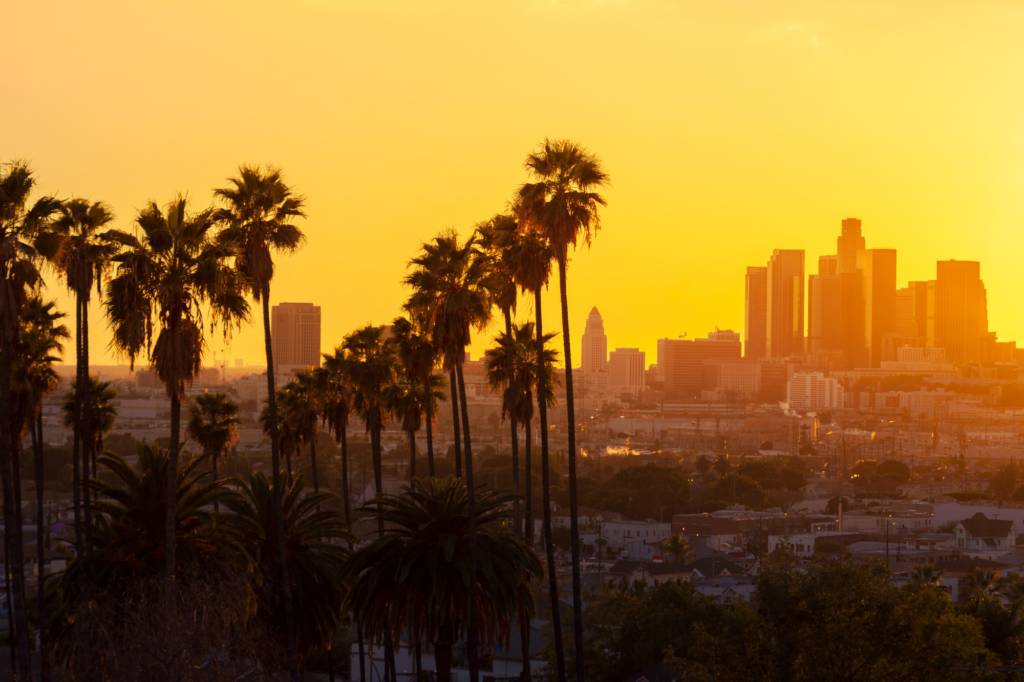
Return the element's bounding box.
[836,218,865,274]
[609,348,646,394]
[271,302,321,374]
[580,307,608,373]
[808,272,842,353]
[787,372,844,410]
[766,249,805,358]
[818,255,838,275]
[856,248,897,367]
[658,330,741,400]
[934,260,986,363]
[744,266,767,359]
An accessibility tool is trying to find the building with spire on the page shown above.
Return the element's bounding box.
[581,307,608,372]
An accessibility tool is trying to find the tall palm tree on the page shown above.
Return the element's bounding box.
[483,321,558,682]
[404,230,498,682]
[15,297,68,682]
[104,195,249,622]
[347,477,542,682]
[476,214,522,535]
[290,369,323,492]
[38,196,117,590]
[214,166,307,678]
[227,473,352,669]
[390,316,444,477]
[506,223,567,681]
[186,392,241,512]
[61,376,117,474]
[0,159,62,677]
[517,138,609,682]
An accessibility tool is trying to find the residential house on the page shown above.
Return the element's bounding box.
[953,513,1017,552]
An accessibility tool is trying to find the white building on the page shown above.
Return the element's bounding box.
[603,520,671,558]
[609,348,646,394]
[787,372,844,410]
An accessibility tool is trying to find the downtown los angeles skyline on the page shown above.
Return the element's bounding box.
[5,1,1024,369]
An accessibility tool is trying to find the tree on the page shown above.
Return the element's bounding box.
[390,315,444,477]
[104,195,249,628]
[39,196,117,595]
[909,563,945,588]
[712,454,731,476]
[347,477,541,682]
[694,455,712,475]
[0,159,62,676]
[713,474,769,509]
[874,459,911,484]
[404,229,497,682]
[227,473,352,668]
[318,348,355,525]
[14,296,68,681]
[660,534,696,563]
[518,138,609,682]
[214,164,307,678]
[60,375,117,475]
[988,463,1020,501]
[186,392,241,512]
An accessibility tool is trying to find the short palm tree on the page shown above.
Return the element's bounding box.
[290,369,323,492]
[390,316,445,477]
[15,296,68,681]
[404,230,499,682]
[347,477,542,682]
[0,159,62,674]
[518,139,609,682]
[318,348,355,526]
[227,473,352,669]
[909,563,945,588]
[260,388,302,486]
[61,376,117,473]
[660,534,696,563]
[215,166,307,676]
[187,392,241,512]
[385,362,446,482]
[104,195,249,605]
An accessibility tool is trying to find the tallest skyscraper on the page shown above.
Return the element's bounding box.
[837,217,866,274]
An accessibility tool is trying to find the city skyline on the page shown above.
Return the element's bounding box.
[7,1,1024,372]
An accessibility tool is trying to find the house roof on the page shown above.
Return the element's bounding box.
[959,513,1014,540]
[932,556,1012,574]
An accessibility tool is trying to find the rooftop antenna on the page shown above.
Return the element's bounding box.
[679,332,688,339]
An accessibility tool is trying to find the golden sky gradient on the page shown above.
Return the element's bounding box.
[4,0,1024,370]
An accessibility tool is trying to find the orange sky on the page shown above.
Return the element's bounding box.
[4,0,1024,370]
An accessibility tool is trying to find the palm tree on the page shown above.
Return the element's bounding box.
[506,223,565,682]
[965,567,997,600]
[187,392,241,512]
[60,377,117,496]
[214,166,307,677]
[38,196,116,591]
[227,473,352,669]
[104,195,249,619]
[518,139,609,682]
[476,214,522,535]
[290,369,323,492]
[404,230,498,682]
[0,159,62,676]
[347,477,542,682]
[909,563,945,588]
[318,348,355,525]
[261,389,301,486]
[15,297,68,682]
[390,316,444,477]
[51,446,250,677]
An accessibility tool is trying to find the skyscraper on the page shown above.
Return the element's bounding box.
[857,248,897,367]
[744,266,767,359]
[808,272,843,352]
[836,218,865,274]
[271,302,321,374]
[609,348,646,394]
[766,249,805,358]
[935,260,986,363]
[580,307,608,373]
[658,330,741,400]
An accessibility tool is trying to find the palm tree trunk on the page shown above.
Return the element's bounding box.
[408,428,416,481]
[357,623,366,682]
[213,451,219,514]
[449,370,461,477]
[261,285,299,682]
[454,359,480,682]
[434,623,453,682]
[524,415,532,545]
[327,645,335,682]
[165,390,180,649]
[5,530,15,678]
[503,308,520,538]
[534,287,566,682]
[286,447,294,488]
[71,298,84,587]
[340,427,350,529]
[35,407,51,681]
[424,373,435,478]
[310,434,319,494]
[81,294,96,587]
[556,258,585,682]
[519,601,531,682]
[0,337,32,679]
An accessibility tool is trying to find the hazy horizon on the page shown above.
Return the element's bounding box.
[6,0,1023,370]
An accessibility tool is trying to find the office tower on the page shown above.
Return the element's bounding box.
[658,330,741,400]
[818,255,838,275]
[271,302,322,374]
[926,280,938,347]
[609,348,646,393]
[744,266,767,359]
[934,260,985,363]
[766,249,805,358]
[808,272,842,352]
[836,218,865,274]
[787,372,844,410]
[895,287,917,337]
[580,307,608,372]
[857,249,897,368]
